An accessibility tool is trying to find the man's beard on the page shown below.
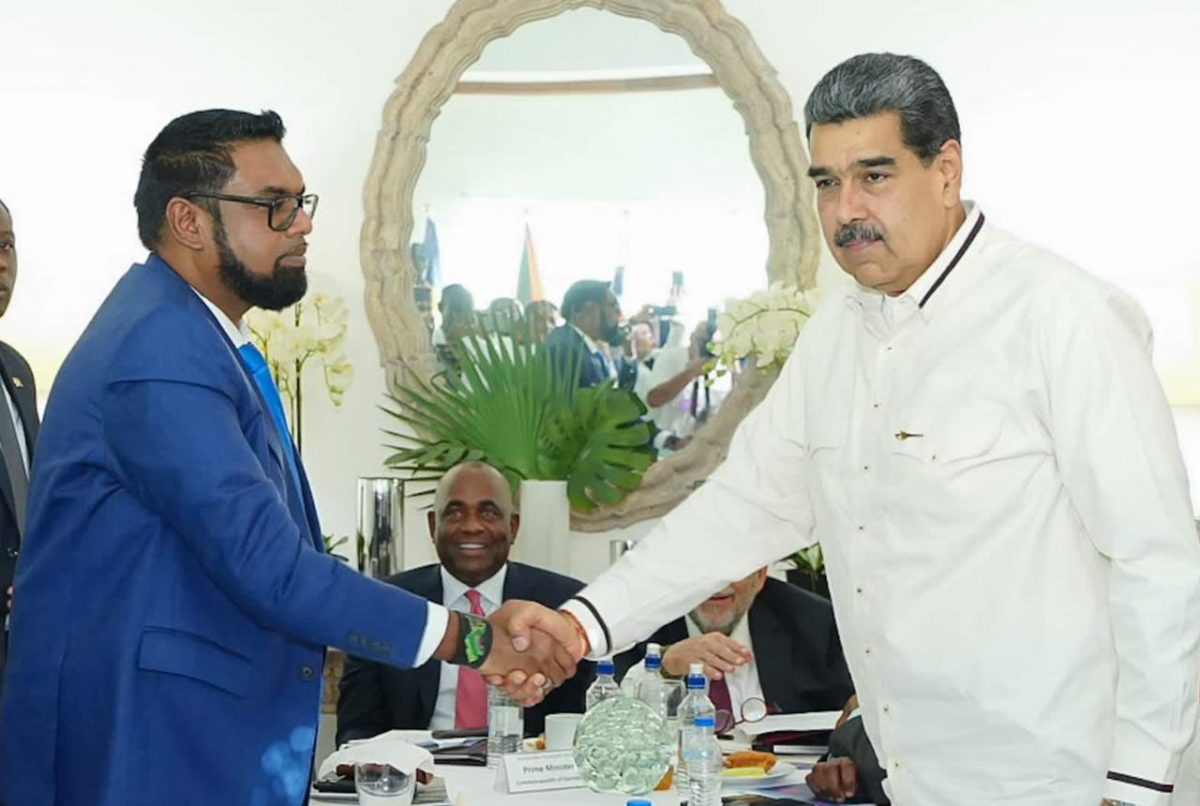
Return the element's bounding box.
[690,606,744,637]
[214,219,307,311]
[602,321,627,347]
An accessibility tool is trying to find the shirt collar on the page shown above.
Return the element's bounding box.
[190,287,249,347]
[441,563,508,612]
[848,201,983,320]
[572,325,603,355]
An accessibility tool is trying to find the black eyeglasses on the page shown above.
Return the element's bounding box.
[184,191,319,232]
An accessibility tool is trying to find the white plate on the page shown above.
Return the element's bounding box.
[719,760,797,787]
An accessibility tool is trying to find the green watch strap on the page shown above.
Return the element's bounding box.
[450,611,494,669]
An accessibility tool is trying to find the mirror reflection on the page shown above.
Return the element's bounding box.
[409,8,768,457]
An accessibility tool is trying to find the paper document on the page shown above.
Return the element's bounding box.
[737,710,841,737]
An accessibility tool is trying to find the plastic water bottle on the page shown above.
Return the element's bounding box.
[586,657,621,711]
[683,714,723,806]
[635,643,669,720]
[486,684,524,768]
[676,662,716,793]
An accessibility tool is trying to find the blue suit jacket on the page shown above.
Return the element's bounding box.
[544,325,609,389]
[0,256,432,806]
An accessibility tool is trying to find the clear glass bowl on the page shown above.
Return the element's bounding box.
[573,695,674,795]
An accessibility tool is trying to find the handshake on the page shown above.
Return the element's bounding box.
[433,600,589,706]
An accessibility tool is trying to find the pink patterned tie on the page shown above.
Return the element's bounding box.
[454,589,489,729]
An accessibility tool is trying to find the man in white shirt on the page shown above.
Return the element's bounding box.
[614,567,853,727]
[338,462,591,743]
[509,53,1200,806]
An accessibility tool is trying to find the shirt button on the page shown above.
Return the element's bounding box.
[856,586,864,595]
[299,665,316,681]
[882,704,891,714]
[892,760,901,770]
[5,547,16,558]
[865,647,872,655]
[862,465,870,472]
[857,524,865,532]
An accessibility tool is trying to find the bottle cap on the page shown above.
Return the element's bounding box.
[688,662,704,675]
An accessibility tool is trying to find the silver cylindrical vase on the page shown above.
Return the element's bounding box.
[356,477,405,579]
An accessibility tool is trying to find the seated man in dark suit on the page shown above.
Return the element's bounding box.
[615,567,854,722]
[338,462,591,744]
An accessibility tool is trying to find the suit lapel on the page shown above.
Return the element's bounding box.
[181,277,319,549]
[747,600,791,713]
[416,567,445,725]
[0,351,25,523]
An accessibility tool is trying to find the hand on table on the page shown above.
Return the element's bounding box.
[806,756,859,802]
[662,632,753,680]
[481,600,586,707]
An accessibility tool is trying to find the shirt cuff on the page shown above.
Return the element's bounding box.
[412,602,450,666]
[560,597,611,659]
[1102,778,1171,806]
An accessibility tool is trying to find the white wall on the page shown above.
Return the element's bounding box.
[2,0,1198,574]
[412,83,768,324]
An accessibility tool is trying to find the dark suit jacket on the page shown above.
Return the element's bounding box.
[614,577,854,714]
[0,339,38,691]
[338,562,595,745]
[545,324,609,389]
[828,715,889,804]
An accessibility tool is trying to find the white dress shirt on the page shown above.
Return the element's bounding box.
[620,613,764,718]
[191,288,449,667]
[429,564,507,730]
[563,204,1200,805]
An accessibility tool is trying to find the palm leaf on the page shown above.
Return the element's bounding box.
[382,312,652,511]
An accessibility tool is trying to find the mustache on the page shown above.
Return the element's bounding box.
[834,222,885,248]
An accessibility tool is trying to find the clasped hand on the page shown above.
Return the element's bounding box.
[479,600,586,706]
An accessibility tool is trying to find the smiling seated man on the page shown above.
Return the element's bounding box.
[614,567,854,725]
[337,462,592,743]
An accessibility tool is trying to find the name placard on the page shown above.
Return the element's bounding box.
[494,749,585,793]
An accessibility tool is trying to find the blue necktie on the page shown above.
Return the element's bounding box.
[594,350,612,380]
[237,343,304,498]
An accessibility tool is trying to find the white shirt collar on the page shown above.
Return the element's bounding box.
[191,288,250,348]
[441,563,508,613]
[572,325,603,355]
[850,201,982,322]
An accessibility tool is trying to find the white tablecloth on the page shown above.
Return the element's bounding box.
[436,763,815,805]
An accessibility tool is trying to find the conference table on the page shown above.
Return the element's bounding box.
[312,740,834,805]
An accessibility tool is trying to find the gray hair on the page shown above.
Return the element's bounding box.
[432,461,516,518]
[804,53,960,164]
[0,197,9,216]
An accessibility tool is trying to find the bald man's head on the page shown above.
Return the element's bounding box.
[429,462,519,587]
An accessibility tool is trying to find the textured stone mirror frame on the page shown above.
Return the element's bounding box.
[361,0,820,531]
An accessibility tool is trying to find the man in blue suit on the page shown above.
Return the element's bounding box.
[0,109,576,806]
[544,280,624,390]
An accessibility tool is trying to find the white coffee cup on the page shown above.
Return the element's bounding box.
[543,713,583,751]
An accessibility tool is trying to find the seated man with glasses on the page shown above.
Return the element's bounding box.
[614,567,855,728]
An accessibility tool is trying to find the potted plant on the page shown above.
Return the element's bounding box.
[784,544,829,599]
[381,315,654,571]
